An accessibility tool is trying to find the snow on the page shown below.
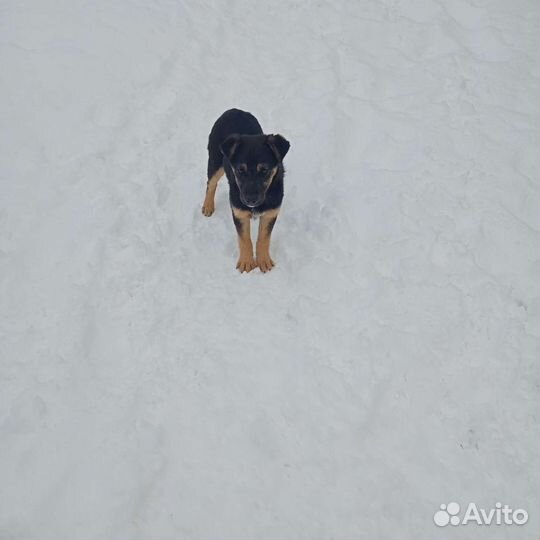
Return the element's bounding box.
[0,0,538,539]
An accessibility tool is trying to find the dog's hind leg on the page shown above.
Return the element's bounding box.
[202,157,224,217]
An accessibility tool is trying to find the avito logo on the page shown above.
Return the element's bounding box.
[434,502,528,527]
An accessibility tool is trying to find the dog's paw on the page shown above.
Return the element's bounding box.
[236,255,257,273]
[256,253,275,273]
[201,201,215,217]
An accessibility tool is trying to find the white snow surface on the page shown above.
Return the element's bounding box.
[1,1,539,539]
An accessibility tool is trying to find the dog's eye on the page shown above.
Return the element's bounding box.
[258,166,269,175]
[236,165,247,176]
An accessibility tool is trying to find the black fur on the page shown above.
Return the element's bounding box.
[207,108,290,212]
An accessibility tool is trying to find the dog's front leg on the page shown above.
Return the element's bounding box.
[256,208,279,273]
[202,166,224,217]
[232,207,256,273]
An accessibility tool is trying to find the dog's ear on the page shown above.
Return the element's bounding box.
[220,134,241,159]
[267,134,290,161]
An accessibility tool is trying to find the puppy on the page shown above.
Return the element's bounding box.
[202,109,290,273]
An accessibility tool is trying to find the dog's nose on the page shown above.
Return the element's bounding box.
[243,195,262,207]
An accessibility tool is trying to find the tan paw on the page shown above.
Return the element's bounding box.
[201,200,215,217]
[256,253,275,273]
[236,256,257,273]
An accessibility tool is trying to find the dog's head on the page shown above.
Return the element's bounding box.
[220,134,290,208]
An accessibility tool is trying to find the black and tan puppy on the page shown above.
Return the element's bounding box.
[202,109,290,273]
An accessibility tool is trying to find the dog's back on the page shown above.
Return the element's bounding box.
[208,108,263,157]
